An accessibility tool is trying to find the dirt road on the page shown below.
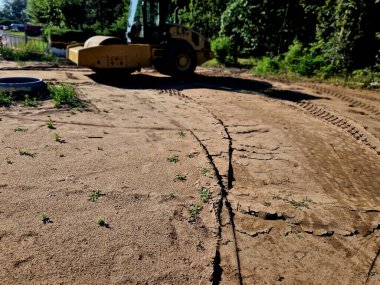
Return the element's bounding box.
[0,65,379,284]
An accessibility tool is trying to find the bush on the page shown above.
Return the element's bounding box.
[48,84,82,108]
[211,36,233,64]
[0,92,12,107]
[44,27,94,48]
[253,56,282,74]
[351,69,380,88]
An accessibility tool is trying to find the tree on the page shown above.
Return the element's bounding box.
[1,0,26,22]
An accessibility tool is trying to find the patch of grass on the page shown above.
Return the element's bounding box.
[5,156,13,164]
[195,239,205,251]
[200,187,211,203]
[174,174,187,182]
[23,95,39,107]
[103,130,109,134]
[88,189,104,202]
[13,127,27,132]
[53,132,65,143]
[189,204,202,218]
[97,216,107,227]
[167,154,179,163]
[0,91,12,107]
[201,167,211,176]
[166,192,177,199]
[47,117,55,129]
[40,212,50,224]
[287,197,313,209]
[18,148,35,157]
[177,130,186,137]
[272,195,313,209]
[48,83,82,108]
[97,146,103,151]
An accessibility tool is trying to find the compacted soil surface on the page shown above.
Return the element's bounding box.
[0,63,379,285]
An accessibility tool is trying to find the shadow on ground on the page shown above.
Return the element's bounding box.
[88,71,325,102]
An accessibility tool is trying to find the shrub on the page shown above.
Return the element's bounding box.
[253,56,282,74]
[48,84,82,108]
[0,91,12,107]
[211,36,233,64]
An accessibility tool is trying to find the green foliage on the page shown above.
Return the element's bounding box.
[253,56,282,75]
[174,174,187,182]
[0,92,12,107]
[27,0,129,36]
[0,0,26,22]
[40,212,50,224]
[48,83,82,108]
[211,37,233,64]
[175,0,229,38]
[199,187,211,203]
[23,95,39,107]
[88,189,103,202]
[189,204,202,218]
[44,26,95,48]
[167,155,179,163]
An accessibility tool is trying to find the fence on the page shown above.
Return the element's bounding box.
[0,33,49,53]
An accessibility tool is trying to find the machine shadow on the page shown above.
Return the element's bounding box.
[88,71,325,102]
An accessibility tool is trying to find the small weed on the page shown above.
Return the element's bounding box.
[166,192,177,199]
[200,187,211,203]
[189,204,202,218]
[0,91,12,107]
[137,115,144,119]
[56,150,65,157]
[47,118,55,129]
[103,130,109,134]
[97,146,103,151]
[177,130,186,137]
[97,216,108,227]
[273,195,313,209]
[40,212,50,224]
[286,197,313,209]
[272,194,283,200]
[103,109,109,113]
[5,156,13,164]
[13,127,27,132]
[23,95,39,107]
[174,174,187,182]
[88,189,104,202]
[167,155,179,163]
[201,167,211,176]
[18,148,34,157]
[195,239,204,250]
[53,132,65,143]
[368,271,377,277]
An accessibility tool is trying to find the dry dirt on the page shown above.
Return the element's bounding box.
[0,63,379,285]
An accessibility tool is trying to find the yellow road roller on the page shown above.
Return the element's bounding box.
[67,0,213,76]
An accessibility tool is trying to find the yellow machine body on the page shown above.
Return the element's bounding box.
[67,27,212,74]
[67,37,153,70]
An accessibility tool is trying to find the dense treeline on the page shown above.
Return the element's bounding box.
[1,0,379,80]
[176,0,380,78]
[25,0,129,37]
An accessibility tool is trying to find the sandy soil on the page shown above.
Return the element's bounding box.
[0,63,379,285]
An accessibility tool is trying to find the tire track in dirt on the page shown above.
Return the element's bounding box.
[301,83,380,107]
[293,99,380,154]
[196,69,380,155]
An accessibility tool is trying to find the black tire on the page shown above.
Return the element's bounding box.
[168,44,197,77]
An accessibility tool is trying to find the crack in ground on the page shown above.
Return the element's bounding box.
[366,248,380,283]
[236,227,272,238]
[190,130,242,285]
